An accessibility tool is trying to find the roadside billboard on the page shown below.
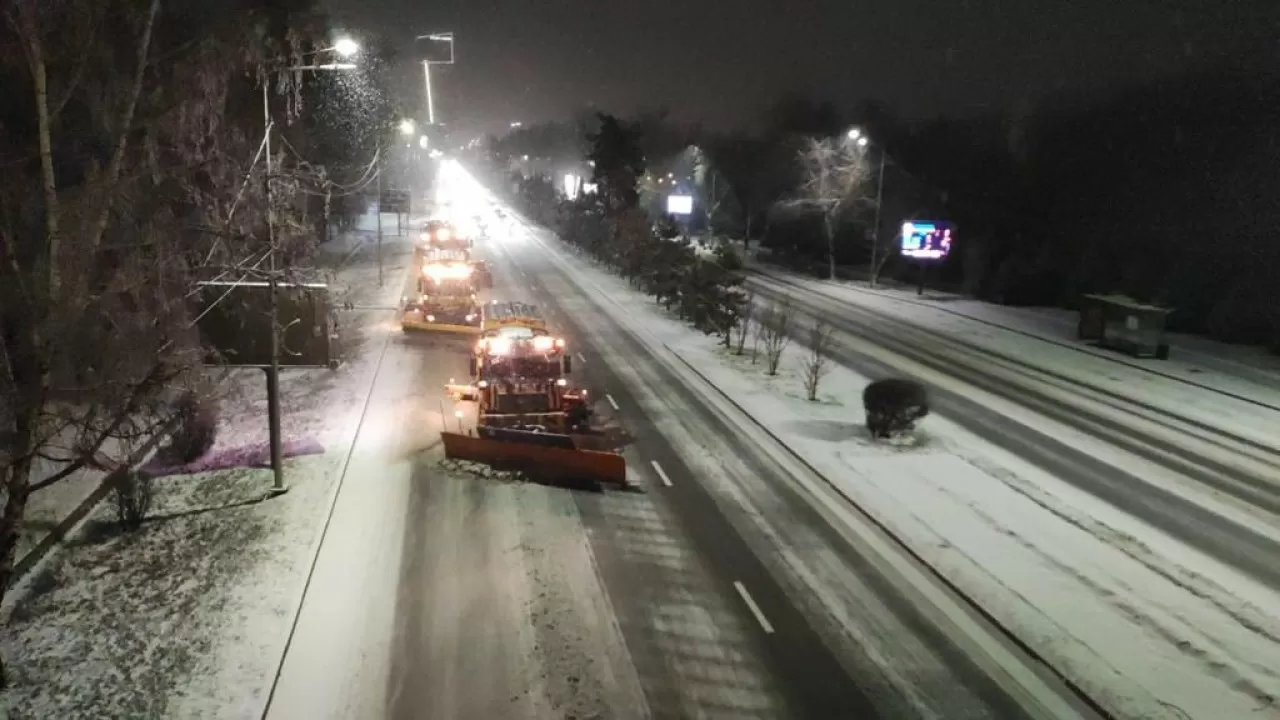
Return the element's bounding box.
[195,281,339,368]
[666,195,693,215]
[901,221,954,260]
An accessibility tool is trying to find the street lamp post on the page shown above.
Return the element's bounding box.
[415,32,455,126]
[848,127,888,287]
[261,38,358,493]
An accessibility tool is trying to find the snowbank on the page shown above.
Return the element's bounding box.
[1,237,412,718]
[539,232,1280,720]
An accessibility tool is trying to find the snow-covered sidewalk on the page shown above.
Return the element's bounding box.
[749,265,1280,450]
[1,214,416,718]
[548,237,1280,720]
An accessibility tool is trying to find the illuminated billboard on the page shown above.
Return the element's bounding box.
[901,221,954,260]
[667,195,693,215]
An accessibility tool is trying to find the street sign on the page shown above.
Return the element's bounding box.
[195,281,339,368]
[379,189,411,214]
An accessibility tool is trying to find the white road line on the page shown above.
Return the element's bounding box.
[733,581,775,634]
[606,393,620,411]
[576,352,586,363]
[649,460,673,487]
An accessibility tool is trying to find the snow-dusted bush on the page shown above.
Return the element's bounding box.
[862,378,930,439]
[169,391,218,464]
[114,469,155,530]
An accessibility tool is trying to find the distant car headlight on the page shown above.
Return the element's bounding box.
[426,314,436,322]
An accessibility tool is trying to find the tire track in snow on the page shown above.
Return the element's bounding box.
[953,448,1280,647]
[877,455,1280,718]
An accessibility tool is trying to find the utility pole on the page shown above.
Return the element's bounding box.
[376,160,384,287]
[262,81,286,494]
[253,41,358,497]
[869,149,886,288]
[422,60,435,125]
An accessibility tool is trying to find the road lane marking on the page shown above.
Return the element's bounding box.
[576,352,586,363]
[650,460,673,487]
[733,581,775,634]
[606,394,620,411]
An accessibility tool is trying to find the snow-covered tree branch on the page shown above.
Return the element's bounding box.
[788,136,874,280]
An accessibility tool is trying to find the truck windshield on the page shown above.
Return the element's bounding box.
[484,357,560,379]
[492,393,553,415]
[427,278,473,295]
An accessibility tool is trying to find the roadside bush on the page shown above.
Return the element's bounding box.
[862,378,930,439]
[114,469,155,530]
[169,391,218,463]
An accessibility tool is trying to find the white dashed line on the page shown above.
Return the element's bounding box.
[733,581,775,634]
[606,394,620,411]
[649,460,673,487]
[576,352,586,363]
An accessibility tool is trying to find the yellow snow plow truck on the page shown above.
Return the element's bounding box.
[400,258,482,334]
[442,301,628,487]
[414,220,492,288]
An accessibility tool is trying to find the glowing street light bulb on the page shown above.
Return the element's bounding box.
[334,37,360,57]
[847,127,862,140]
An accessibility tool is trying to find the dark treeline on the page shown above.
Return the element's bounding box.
[480,57,1280,350]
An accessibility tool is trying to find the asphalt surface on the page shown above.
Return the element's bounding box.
[744,272,1280,591]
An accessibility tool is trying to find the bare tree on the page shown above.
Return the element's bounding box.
[758,298,793,376]
[802,318,835,401]
[787,136,874,281]
[692,146,732,237]
[0,0,316,686]
[735,290,756,355]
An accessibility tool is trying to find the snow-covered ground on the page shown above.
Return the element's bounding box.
[1,213,415,719]
[531,229,1280,720]
[15,436,130,565]
[750,267,1280,449]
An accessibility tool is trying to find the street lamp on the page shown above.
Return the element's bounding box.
[415,31,455,125]
[259,48,358,494]
[846,126,887,286]
[400,119,416,135]
[333,37,360,57]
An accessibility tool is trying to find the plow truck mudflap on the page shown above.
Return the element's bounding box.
[441,430,628,488]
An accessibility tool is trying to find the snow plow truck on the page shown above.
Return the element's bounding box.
[415,220,492,289]
[400,257,482,334]
[442,301,628,487]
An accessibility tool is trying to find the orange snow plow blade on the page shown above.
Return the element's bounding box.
[441,431,627,487]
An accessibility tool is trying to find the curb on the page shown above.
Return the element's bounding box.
[10,426,174,587]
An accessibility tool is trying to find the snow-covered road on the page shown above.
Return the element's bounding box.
[265,223,837,718]
[264,250,651,720]
[467,164,1280,719]
[479,209,1067,715]
[746,274,1280,590]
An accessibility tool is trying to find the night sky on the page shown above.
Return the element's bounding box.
[323,0,1277,134]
